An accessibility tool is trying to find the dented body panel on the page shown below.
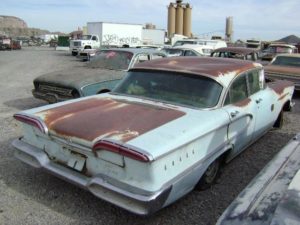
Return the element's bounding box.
[13,57,295,215]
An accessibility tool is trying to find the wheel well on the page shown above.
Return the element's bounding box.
[97,89,110,94]
[282,100,291,112]
[274,109,283,128]
[84,45,91,49]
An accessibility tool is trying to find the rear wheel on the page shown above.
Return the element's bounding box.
[195,158,221,190]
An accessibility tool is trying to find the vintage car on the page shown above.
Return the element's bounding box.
[13,57,294,215]
[162,45,213,57]
[32,48,166,103]
[265,54,300,91]
[261,43,298,61]
[211,47,260,61]
[216,133,300,225]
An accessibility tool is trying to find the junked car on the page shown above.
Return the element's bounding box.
[261,43,298,61]
[13,57,294,215]
[265,54,300,91]
[32,48,166,103]
[211,47,260,61]
[216,133,300,225]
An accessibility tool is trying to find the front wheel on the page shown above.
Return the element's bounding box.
[195,158,221,190]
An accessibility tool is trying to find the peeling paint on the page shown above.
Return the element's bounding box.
[36,97,185,143]
[268,80,294,95]
[131,57,260,78]
[234,98,251,107]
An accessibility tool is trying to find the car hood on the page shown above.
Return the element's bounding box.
[265,65,300,76]
[33,66,125,89]
[23,94,229,159]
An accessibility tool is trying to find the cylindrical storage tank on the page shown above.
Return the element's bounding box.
[167,3,176,38]
[183,4,192,37]
[175,4,184,35]
[225,16,233,37]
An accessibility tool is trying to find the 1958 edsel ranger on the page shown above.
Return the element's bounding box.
[12,57,294,215]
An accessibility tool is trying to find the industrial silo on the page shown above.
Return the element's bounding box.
[175,1,184,35]
[167,3,176,38]
[225,16,233,42]
[183,3,192,37]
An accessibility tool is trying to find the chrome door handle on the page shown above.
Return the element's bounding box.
[256,98,263,104]
[230,111,239,118]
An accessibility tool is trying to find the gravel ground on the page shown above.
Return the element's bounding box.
[0,47,299,225]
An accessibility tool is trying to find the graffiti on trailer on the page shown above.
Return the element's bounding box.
[103,34,141,46]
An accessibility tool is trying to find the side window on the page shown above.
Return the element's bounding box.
[92,36,98,41]
[184,50,197,56]
[136,54,149,63]
[224,75,248,105]
[151,54,165,60]
[248,70,261,95]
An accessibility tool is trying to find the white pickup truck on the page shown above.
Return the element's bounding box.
[69,35,100,56]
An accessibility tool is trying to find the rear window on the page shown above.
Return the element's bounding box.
[113,71,223,108]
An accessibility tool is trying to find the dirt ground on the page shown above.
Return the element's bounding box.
[0,47,299,225]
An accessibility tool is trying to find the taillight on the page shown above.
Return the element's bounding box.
[93,140,150,162]
[14,114,47,134]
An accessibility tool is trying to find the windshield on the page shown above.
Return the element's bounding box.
[173,40,196,47]
[81,35,92,40]
[87,50,134,70]
[264,46,293,54]
[113,71,222,108]
[163,48,185,57]
[272,56,300,67]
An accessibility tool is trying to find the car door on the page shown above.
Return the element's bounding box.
[248,69,276,140]
[223,73,257,157]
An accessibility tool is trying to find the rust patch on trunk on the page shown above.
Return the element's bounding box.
[37,98,185,143]
[268,80,294,95]
[233,98,251,107]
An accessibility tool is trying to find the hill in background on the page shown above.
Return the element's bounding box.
[0,15,63,37]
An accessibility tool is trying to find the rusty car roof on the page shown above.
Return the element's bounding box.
[211,47,259,55]
[130,57,262,86]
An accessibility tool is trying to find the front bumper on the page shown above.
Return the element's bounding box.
[12,139,172,215]
[32,89,74,103]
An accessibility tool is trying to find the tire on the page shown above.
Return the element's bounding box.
[72,51,77,56]
[195,158,221,190]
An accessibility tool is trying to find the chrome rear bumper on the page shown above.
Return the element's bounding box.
[12,139,172,215]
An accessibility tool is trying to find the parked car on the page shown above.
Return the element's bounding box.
[11,39,21,50]
[216,133,300,225]
[162,44,213,57]
[32,48,166,103]
[261,43,298,61]
[13,57,294,215]
[265,54,300,91]
[211,47,260,61]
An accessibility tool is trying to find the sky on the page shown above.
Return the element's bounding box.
[1,0,300,41]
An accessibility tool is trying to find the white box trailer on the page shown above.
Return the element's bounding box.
[87,22,143,47]
[142,28,165,45]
